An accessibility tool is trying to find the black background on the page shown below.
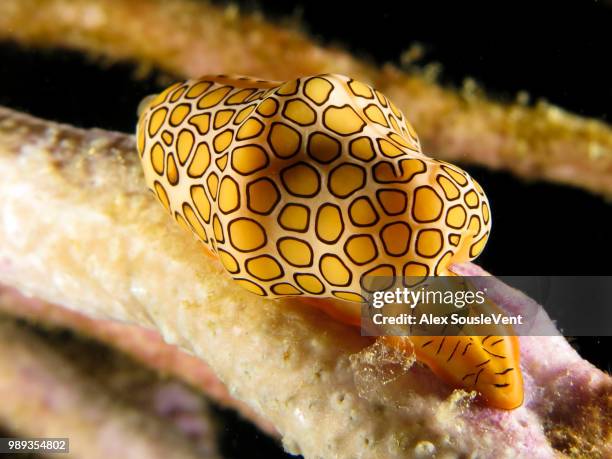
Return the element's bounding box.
[0,1,610,457]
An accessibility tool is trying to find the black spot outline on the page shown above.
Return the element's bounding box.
[363,103,389,127]
[197,85,233,109]
[188,113,211,135]
[435,250,454,275]
[212,213,224,243]
[137,120,147,157]
[436,174,461,201]
[445,204,467,229]
[161,130,174,146]
[315,203,345,244]
[217,176,241,214]
[233,277,267,296]
[372,159,426,184]
[469,232,489,258]
[206,172,219,201]
[388,100,403,119]
[327,163,366,198]
[148,107,168,137]
[380,222,412,257]
[347,78,374,99]
[448,233,461,247]
[343,234,378,266]
[267,122,302,159]
[245,89,267,102]
[228,217,268,253]
[150,82,181,107]
[225,88,257,105]
[399,158,427,181]
[173,210,187,228]
[275,79,300,97]
[245,255,285,281]
[217,248,240,274]
[307,131,341,164]
[440,164,468,186]
[278,203,311,233]
[175,129,195,166]
[215,153,228,171]
[212,128,235,154]
[387,132,419,152]
[482,201,491,225]
[402,261,430,278]
[168,103,191,127]
[318,254,352,287]
[411,185,444,223]
[271,283,303,296]
[376,137,405,158]
[374,89,388,107]
[187,142,211,178]
[415,228,444,258]
[189,185,212,223]
[255,98,279,118]
[213,109,237,130]
[232,103,257,125]
[282,98,316,127]
[231,144,270,176]
[303,76,334,106]
[467,215,481,236]
[184,81,212,100]
[347,196,380,227]
[182,202,208,242]
[150,142,165,175]
[277,237,314,267]
[280,162,321,198]
[246,177,281,215]
[360,264,396,293]
[376,188,407,216]
[235,118,264,141]
[322,104,366,136]
[464,190,480,209]
[388,116,401,135]
[402,262,429,288]
[166,152,180,186]
[348,136,376,163]
[331,291,365,302]
[293,273,325,294]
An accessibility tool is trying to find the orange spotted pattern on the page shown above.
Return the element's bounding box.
[137,74,522,409]
[137,74,491,298]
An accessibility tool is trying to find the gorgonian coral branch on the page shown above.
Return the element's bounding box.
[0,105,609,458]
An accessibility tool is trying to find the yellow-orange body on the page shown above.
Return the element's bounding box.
[136,74,523,409]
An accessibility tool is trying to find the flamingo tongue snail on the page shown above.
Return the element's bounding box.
[136,74,523,410]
